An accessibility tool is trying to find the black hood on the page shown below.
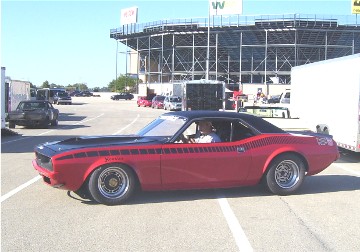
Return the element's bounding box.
[35,135,166,155]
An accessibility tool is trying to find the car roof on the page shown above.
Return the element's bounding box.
[162,110,285,134]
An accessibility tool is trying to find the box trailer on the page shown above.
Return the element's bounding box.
[291,54,360,152]
[7,80,31,112]
[179,80,225,111]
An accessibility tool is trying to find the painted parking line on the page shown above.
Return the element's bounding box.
[112,114,140,135]
[1,175,41,203]
[217,197,253,252]
[1,114,140,203]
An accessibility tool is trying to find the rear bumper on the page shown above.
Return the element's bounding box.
[57,100,72,104]
[10,118,46,126]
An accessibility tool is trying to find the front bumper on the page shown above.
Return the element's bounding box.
[32,160,65,189]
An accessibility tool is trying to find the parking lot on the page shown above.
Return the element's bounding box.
[1,94,360,251]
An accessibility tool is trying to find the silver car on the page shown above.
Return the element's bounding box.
[164,96,182,111]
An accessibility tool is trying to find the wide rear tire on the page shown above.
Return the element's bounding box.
[88,164,136,205]
[264,154,305,195]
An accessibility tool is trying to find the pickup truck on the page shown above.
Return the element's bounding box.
[239,105,311,132]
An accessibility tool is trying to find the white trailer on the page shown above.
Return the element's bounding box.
[291,54,360,152]
[7,80,31,112]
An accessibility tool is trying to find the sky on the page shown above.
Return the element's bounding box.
[1,0,356,88]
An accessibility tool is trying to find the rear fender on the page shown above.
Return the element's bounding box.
[262,149,309,176]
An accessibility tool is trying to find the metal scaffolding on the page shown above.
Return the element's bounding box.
[110,14,360,86]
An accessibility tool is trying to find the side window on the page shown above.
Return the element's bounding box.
[232,121,255,141]
[212,121,232,142]
[183,121,197,137]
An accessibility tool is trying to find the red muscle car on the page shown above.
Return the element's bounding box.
[33,111,339,205]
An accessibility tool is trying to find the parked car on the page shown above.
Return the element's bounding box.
[53,91,72,105]
[7,100,59,128]
[137,96,152,107]
[32,110,339,205]
[151,95,165,109]
[164,96,182,111]
[69,91,81,97]
[111,93,134,100]
[75,91,93,97]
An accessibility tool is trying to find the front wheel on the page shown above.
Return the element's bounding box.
[88,164,136,205]
[264,154,305,195]
[9,121,15,128]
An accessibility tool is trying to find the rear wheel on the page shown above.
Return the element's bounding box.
[264,154,305,195]
[88,164,136,205]
[51,118,58,126]
[9,121,15,128]
[42,117,50,128]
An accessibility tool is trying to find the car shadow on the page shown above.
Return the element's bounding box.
[337,149,360,163]
[58,113,87,122]
[55,102,87,106]
[72,174,360,206]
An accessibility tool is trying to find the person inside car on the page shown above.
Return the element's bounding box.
[180,121,221,143]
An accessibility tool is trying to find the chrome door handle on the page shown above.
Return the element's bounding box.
[237,146,245,153]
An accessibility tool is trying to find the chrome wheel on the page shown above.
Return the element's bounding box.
[264,154,305,195]
[88,164,136,205]
[274,160,300,189]
[97,167,130,199]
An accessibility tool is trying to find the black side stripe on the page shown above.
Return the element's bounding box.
[55,136,309,161]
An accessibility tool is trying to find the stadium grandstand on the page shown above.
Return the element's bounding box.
[110,14,360,90]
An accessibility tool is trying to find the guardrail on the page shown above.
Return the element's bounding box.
[110,14,360,37]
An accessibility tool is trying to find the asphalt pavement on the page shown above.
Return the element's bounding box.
[1,93,360,252]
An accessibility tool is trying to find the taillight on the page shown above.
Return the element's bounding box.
[316,137,334,146]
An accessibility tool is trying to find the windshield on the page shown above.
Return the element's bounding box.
[18,102,46,110]
[57,92,69,97]
[137,115,188,137]
[170,97,181,102]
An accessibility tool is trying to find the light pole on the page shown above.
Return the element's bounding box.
[115,40,118,92]
[118,50,128,92]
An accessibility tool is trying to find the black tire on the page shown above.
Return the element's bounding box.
[264,154,305,195]
[42,117,50,128]
[88,164,136,205]
[9,121,15,128]
[51,118,58,126]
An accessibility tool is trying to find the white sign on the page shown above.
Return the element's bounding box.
[209,0,242,16]
[121,6,138,25]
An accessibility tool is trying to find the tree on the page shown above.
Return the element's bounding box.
[42,80,50,88]
[108,74,137,92]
